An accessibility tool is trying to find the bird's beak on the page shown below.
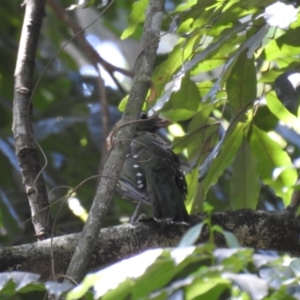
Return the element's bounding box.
[155,116,173,128]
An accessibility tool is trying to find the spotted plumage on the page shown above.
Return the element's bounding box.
[109,113,189,223]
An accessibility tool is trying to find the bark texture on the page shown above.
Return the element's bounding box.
[13,0,50,239]
[65,0,166,283]
[1,210,299,280]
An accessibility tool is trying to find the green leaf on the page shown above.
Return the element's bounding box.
[185,22,248,77]
[202,122,247,195]
[175,0,197,12]
[203,24,268,102]
[68,249,166,300]
[118,95,129,112]
[152,33,201,102]
[266,91,300,132]
[230,137,260,209]
[223,273,268,300]
[222,231,240,248]
[186,168,206,213]
[118,95,147,112]
[171,73,200,111]
[265,39,300,61]
[162,109,195,121]
[153,22,249,107]
[253,105,278,132]
[185,276,230,300]
[178,223,204,247]
[172,103,218,157]
[121,0,147,39]
[227,49,257,112]
[129,252,176,299]
[250,125,297,206]
[289,258,300,276]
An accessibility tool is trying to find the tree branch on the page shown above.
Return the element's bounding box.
[64,0,166,283]
[12,0,50,239]
[2,210,299,280]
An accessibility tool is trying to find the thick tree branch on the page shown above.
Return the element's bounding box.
[64,0,166,283]
[1,210,300,280]
[12,0,50,239]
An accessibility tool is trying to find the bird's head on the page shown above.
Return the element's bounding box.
[136,112,172,133]
[106,112,172,150]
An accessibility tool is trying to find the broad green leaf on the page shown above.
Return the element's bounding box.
[203,24,268,102]
[230,137,260,209]
[171,73,200,111]
[118,95,128,112]
[121,0,147,39]
[227,50,257,112]
[203,122,248,195]
[173,113,218,158]
[222,231,240,248]
[185,22,248,78]
[152,33,201,101]
[215,248,253,268]
[178,223,204,247]
[130,253,176,299]
[199,103,252,183]
[153,22,249,108]
[186,168,206,213]
[188,102,218,130]
[250,125,297,206]
[0,271,71,298]
[191,35,245,75]
[266,91,300,132]
[277,27,300,48]
[162,109,195,121]
[185,276,230,300]
[187,122,219,160]
[175,0,197,12]
[182,0,222,32]
[253,105,278,132]
[118,95,147,112]
[265,39,300,61]
[223,273,268,300]
[289,258,300,277]
[68,249,165,300]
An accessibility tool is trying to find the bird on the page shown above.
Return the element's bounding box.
[107,112,190,223]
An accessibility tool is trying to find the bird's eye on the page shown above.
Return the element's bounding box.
[140,113,148,119]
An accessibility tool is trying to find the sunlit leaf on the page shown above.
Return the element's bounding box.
[250,125,297,206]
[223,273,268,299]
[171,72,200,111]
[227,50,257,112]
[222,231,240,248]
[266,91,300,131]
[178,223,204,247]
[121,0,147,39]
[230,137,260,209]
[202,122,248,196]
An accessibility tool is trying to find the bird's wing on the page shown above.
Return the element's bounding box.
[117,154,150,205]
[131,132,189,222]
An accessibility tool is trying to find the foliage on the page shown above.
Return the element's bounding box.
[1,0,300,298]
[1,226,300,299]
[0,0,299,241]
